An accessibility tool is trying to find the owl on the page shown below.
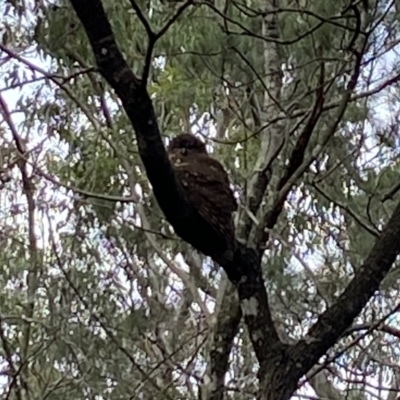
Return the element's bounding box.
[167,134,237,253]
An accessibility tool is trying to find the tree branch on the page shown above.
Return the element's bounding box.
[69,0,233,264]
[129,0,154,38]
[69,0,285,371]
[291,196,400,378]
[207,284,241,400]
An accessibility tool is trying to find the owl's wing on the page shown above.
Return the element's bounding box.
[169,151,237,248]
[197,156,238,213]
[171,153,237,214]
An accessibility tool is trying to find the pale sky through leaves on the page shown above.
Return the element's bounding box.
[2,2,400,399]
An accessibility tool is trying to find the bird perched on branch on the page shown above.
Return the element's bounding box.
[167,133,237,254]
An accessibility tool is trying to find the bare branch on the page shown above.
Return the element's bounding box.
[129,0,154,38]
[156,0,194,39]
[292,199,400,378]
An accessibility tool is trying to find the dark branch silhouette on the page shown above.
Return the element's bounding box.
[291,197,400,377]
[68,0,284,376]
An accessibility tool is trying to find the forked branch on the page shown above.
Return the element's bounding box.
[69,0,285,374]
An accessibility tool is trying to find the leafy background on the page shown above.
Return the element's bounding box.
[1,0,400,399]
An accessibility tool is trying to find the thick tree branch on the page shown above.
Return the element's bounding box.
[69,0,234,265]
[207,284,241,400]
[69,0,285,371]
[291,196,400,378]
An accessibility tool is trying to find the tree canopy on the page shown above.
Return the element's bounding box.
[1,0,400,399]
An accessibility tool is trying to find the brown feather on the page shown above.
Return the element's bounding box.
[168,134,237,250]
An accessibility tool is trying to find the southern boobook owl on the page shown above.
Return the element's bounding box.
[167,133,237,252]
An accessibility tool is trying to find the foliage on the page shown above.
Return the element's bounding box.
[1,0,400,399]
